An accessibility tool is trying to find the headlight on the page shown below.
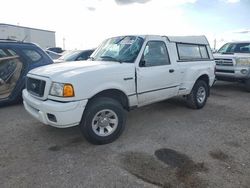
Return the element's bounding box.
[236,57,250,66]
[50,82,75,97]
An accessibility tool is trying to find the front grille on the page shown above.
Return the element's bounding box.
[215,58,234,66]
[26,77,46,97]
[215,69,235,73]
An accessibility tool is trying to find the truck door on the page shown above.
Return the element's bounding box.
[136,40,180,106]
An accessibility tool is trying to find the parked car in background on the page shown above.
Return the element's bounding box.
[214,42,250,91]
[54,49,95,63]
[23,35,215,144]
[46,47,64,54]
[45,50,61,60]
[0,40,53,105]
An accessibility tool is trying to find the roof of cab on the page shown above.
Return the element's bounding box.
[112,35,209,45]
[0,39,38,46]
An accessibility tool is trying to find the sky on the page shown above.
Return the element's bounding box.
[0,0,249,50]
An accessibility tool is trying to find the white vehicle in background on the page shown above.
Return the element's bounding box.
[214,42,250,91]
[54,49,95,63]
[45,50,62,60]
[23,35,215,144]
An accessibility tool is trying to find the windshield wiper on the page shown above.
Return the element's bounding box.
[115,36,127,44]
[100,56,122,63]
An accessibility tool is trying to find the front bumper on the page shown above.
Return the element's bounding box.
[215,66,250,80]
[23,89,88,128]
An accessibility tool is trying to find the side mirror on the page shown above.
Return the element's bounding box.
[212,49,217,54]
[139,59,146,67]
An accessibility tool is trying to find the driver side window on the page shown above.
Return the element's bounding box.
[141,41,170,67]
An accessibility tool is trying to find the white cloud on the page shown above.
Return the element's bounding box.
[116,0,198,7]
[213,29,250,49]
[233,29,250,34]
[223,0,240,3]
[0,0,203,49]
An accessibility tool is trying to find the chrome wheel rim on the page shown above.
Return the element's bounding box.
[92,109,118,137]
[197,86,206,104]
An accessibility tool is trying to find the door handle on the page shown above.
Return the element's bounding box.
[169,69,175,73]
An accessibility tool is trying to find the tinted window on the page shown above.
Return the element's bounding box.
[141,41,170,67]
[87,50,94,57]
[59,51,81,61]
[7,49,17,56]
[177,44,209,60]
[0,49,16,57]
[77,52,90,61]
[218,43,250,53]
[22,49,42,62]
[0,49,7,57]
[199,46,209,58]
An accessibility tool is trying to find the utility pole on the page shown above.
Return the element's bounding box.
[63,37,66,50]
[214,38,216,50]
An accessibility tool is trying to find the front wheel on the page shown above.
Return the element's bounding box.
[187,80,209,109]
[80,97,126,145]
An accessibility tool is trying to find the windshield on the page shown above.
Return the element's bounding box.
[218,43,250,54]
[90,36,144,63]
[58,51,81,61]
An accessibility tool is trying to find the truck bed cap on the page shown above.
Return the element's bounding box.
[168,35,209,45]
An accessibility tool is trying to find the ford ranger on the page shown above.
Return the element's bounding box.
[23,35,215,144]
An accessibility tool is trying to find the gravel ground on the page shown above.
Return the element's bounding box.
[0,81,249,188]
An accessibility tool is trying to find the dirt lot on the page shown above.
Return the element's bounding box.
[0,81,249,188]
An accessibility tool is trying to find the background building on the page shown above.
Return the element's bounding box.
[0,23,55,49]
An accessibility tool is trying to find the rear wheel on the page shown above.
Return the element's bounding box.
[80,97,126,145]
[187,80,209,109]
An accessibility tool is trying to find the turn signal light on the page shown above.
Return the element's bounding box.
[63,84,75,97]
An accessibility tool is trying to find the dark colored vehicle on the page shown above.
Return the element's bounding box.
[54,49,95,63]
[0,40,53,105]
[46,47,64,54]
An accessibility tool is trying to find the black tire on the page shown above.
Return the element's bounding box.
[245,79,250,92]
[80,97,126,145]
[187,80,209,109]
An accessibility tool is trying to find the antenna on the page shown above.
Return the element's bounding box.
[63,37,66,50]
[22,35,28,42]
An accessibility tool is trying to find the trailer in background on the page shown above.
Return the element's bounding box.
[0,23,56,49]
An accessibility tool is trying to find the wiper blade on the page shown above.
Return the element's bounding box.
[115,36,127,44]
[100,56,122,63]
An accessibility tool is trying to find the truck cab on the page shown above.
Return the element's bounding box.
[23,35,215,144]
[214,42,250,91]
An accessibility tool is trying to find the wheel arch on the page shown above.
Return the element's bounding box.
[195,74,210,96]
[87,89,130,111]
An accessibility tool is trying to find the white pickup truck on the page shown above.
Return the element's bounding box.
[214,41,250,91]
[23,35,215,144]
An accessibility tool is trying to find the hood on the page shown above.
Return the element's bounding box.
[29,60,128,79]
[214,53,250,59]
[53,59,64,63]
